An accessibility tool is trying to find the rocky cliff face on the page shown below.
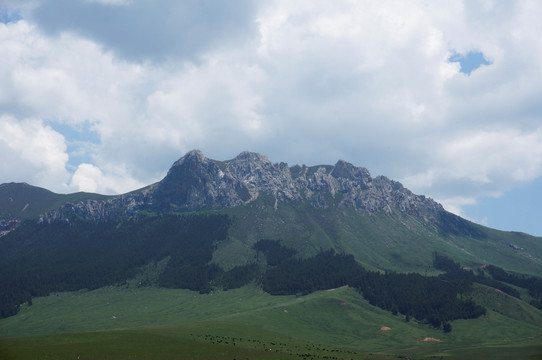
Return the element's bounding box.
[40,150,445,225]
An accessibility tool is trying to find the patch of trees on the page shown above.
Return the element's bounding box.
[485,264,542,309]
[219,264,260,290]
[0,282,31,318]
[433,252,462,273]
[160,264,222,294]
[262,249,486,330]
[0,213,232,317]
[358,270,484,328]
[434,252,542,310]
[434,253,521,298]
[253,239,297,266]
[263,250,359,295]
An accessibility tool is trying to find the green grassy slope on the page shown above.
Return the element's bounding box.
[0,182,110,221]
[1,285,541,359]
[215,197,542,275]
[0,322,369,360]
[0,286,283,338]
[0,183,64,221]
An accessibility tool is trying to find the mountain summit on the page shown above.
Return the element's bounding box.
[39,150,445,225]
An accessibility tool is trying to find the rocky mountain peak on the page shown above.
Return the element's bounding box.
[171,149,206,167]
[232,150,271,163]
[227,151,275,180]
[38,150,446,226]
[331,160,371,182]
[225,151,296,201]
[153,150,242,211]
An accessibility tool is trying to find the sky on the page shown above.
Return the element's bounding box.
[0,0,541,236]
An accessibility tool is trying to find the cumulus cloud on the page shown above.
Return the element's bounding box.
[0,115,71,190]
[1,0,542,233]
[251,1,460,164]
[29,0,259,63]
[403,128,542,213]
[70,162,144,194]
[0,19,144,122]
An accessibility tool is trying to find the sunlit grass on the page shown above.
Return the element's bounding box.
[1,285,541,359]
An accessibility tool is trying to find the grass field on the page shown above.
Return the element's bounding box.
[1,322,370,360]
[1,285,542,359]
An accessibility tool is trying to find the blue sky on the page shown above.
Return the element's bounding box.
[449,51,492,75]
[1,1,542,236]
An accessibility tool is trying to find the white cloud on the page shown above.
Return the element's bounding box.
[0,19,163,189]
[0,115,70,191]
[70,162,143,194]
[442,130,542,183]
[0,19,144,123]
[402,128,542,216]
[70,163,102,193]
[143,60,267,143]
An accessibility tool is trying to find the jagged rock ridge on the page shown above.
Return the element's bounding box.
[40,150,445,224]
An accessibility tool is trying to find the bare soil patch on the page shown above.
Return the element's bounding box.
[422,337,440,342]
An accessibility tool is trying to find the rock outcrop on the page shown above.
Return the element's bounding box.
[40,150,445,225]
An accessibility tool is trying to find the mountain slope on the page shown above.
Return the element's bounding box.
[2,150,542,276]
[0,182,110,235]
[0,183,62,220]
[217,197,542,275]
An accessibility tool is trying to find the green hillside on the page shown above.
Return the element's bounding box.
[1,181,542,359]
[1,285,541,359]
[216,196,542,275]
[0,182,110,221]
[2,206,542,327]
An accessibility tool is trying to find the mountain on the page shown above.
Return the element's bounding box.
[2,150,542,274]
[2,150,542,358]
[1,151,542,305]
[3,150,538,272]
[37,150,473,232]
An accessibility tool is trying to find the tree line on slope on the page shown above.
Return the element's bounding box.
[484,264,542,309]
[433,251,542,310]
[260,247,485,331]
[0,213,232,318]
[433,252,522,298]
[258,244,542,330]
